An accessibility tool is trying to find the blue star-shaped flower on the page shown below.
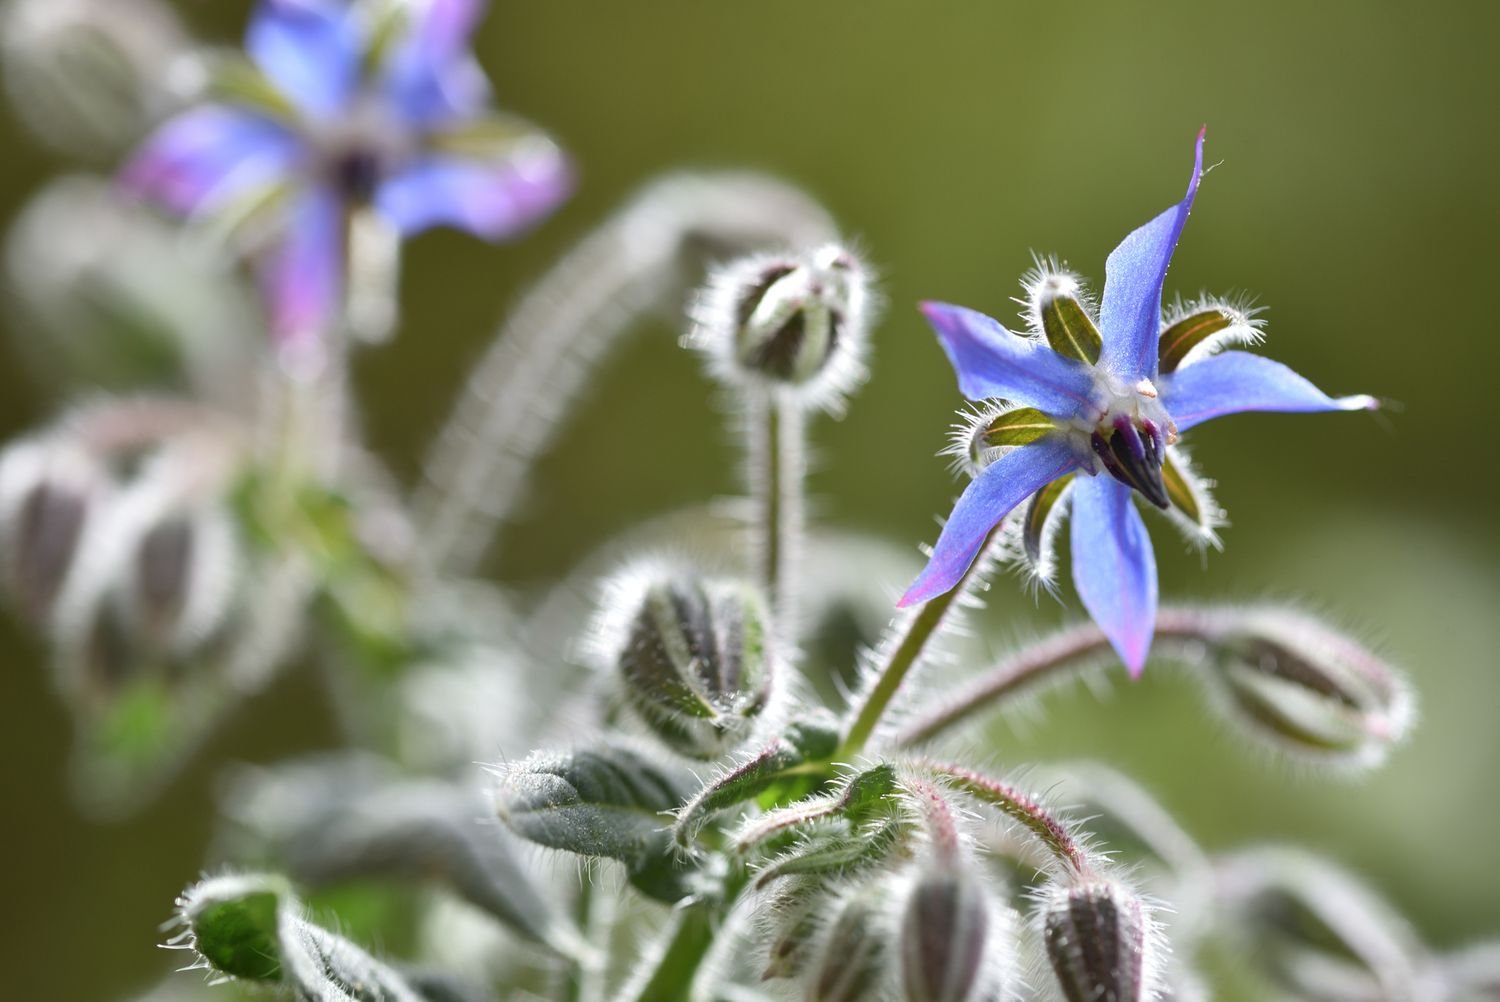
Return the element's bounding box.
[900,129,1376,676]
[122,0,571,348]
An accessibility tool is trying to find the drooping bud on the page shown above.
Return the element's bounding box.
[688,243,874,412]
[1041,876,1162,1002]
[118,501,239,655]
[0,0,191,161]
[1024,262,1102,365]
[0,439,103,623]
[1216,848,1424,1000]
[4,176,262,402]
[807,881,897,1002]
[900,864,1012,1002]
[1203,607,1413,767]
[590,562,774,759]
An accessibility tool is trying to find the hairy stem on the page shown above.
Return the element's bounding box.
[838,524,1007,757]
[413,173,836,576]
[619,868,751,1002]
[749,394,804,640]
[923,761,1093,874]
[896,608,1219,747]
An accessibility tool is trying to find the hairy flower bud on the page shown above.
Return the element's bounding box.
[4,176,262,402]
[807,881,896,1002]
[1216,848,1424,1000]
[0,0,190,160]
[0,438,102,624]
[689,243,874,412]
[1041,877,1163,1002]
[1203,607,1414,768]
[900,864,1011,1002]
[590,563,773,758]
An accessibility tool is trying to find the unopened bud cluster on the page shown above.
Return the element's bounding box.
[1200,607,1414,767]
[688,243,874,412]
[0,0,190,160]
[0,409,243,699]
[1040,876,1162,1002]
[589,562,774,759]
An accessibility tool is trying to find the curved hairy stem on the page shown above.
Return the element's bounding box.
[838,523,1009,757]
[414,173,836,576]
[896,609,1219,747]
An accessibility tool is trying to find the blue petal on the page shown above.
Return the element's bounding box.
[121,105,298,215]
[382,0,491,124]
[899,439,1080,607]
[1098,129,1206,383]
[1071,475,1157,677]
[920,302,1096,416]
[260,184,344,348]
[1160,350,1378,432]
[247,0,360,119]
[374,146,572,239]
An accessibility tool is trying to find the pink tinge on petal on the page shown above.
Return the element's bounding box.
[374,144,573,240]
[260,185,345,350]
[121,106,297,215]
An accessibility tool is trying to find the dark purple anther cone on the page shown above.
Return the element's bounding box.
[1092,420,1170,510]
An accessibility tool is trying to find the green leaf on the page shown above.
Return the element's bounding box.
[429,113,551,160]
[178,875,292,983]
[672,712,841,847]
[1038,291,1103,364]
[754,816,907,889]
[496,745,694,867]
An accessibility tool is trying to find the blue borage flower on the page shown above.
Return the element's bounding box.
[900,129,1377,676]
[122,0,572,350]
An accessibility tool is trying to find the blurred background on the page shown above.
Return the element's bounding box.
[0,0,1496,998]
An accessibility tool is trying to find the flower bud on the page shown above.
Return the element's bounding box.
[1204,607,1413,768]
[900,865,1011,1002]
[0,439,102,624]
[591,563,773,759]
[0,0,190,161]
[689,243,874,412]
[4,176,262,402]
[1216,848,1423,1000]
[1041,877,1162,1002]
[807,881,895,1002]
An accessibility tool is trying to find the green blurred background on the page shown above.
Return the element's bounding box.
[1,0,1497,997]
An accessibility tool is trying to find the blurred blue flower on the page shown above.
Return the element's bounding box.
[122,0,572,348]
[900,130,1376,675]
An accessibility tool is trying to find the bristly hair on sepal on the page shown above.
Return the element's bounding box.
[1159,292,1265,372]
[1152,445,1226,554]
[1016,255,1097,341]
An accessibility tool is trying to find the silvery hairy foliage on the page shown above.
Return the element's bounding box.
[0,2,1493,1001]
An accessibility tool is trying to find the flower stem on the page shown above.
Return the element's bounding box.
[619,868,751,1002]
[896,608,1217,747]
[749,393,804,639]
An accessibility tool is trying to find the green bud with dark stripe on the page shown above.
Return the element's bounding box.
[615,572,772,759]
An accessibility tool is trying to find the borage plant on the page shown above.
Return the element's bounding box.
[0,1,1494,1001]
